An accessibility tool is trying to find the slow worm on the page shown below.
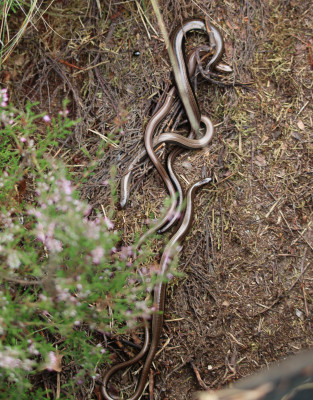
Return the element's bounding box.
[120,47,201,209]
[101,177,212,400]
[170,19,229,133]
[101,18,229,400]
[120,20,230,213]
[137,19,228,243]
[136,115,213,249]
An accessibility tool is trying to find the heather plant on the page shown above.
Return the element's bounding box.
[0,89,159,398]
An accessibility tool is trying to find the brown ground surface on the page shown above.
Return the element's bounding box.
[3,0,313,399]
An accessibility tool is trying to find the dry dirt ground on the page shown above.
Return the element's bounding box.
[2,0,313,399]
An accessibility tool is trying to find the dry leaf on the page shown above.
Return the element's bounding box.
[297,120,305,130]
[1,70,11,82]
[291,131,302,141]
[254,155,267,167]
[181,160,192,170]
[14,54,25,66]
[17,179,27,202]
[223,169,232,177]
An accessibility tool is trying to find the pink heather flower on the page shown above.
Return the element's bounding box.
[43,115,51,122]
[41,310,50,317]
[57,178,72,195]
[0,92,8,106]
[74,320,80,326]
[91,246,104,264]
[20,137,27,143]
[104,217,114,230]
[33,209,43,219]
[110,247,117,255]
[83,205,92,217]
[35,222,45,242]
[7,252,21,269]
[56,290,69,302]
[120,246,133,260]
[139,267,147,275]
[0,350,24,369]
[102,180,108,186]
[45,238,63,253]
[0,111,13,125]
[46,352,57,371]
[28,343,39,356]
[46,222,55,238]
[58,109,69,116]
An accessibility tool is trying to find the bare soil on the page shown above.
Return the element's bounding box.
[3,0,312,399]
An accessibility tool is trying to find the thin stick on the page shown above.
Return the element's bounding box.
[300,248,309,317]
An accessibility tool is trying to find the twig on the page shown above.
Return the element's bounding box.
[300,248,309,317]
[190,362,209,390]
[2,276,42,285]
[155,337,171,357]
[149,369,154,400]
[219,198,224,253]
[182,239,203,271]
[72,60,109,76]
[56,371,60,399]
[251,140,255,175]
[205,214,214,273]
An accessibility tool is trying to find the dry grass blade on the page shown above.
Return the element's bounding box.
[1,0,41,64]
[88,129,119,149]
